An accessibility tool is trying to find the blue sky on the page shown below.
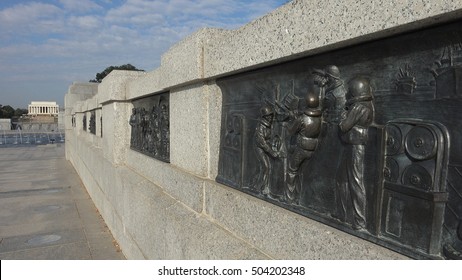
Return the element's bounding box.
[0,0,287,109]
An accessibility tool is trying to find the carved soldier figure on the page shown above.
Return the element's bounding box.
[145,106,156,155]
[160,102,169,160]
[254,104,282,195]
[315,65,347,124]
[312,65,348,210]
[139,108,149,151]
[82,115,87,131]
[336,77,374,231]
[89,111,96,134]
[129,108,138,147]
[149,105,160,155]
[285,92,322,203]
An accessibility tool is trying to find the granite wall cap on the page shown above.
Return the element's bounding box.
[204,0,462,78]
[68,82,98,95]
[126,28,230,100]
[99,70,147,104]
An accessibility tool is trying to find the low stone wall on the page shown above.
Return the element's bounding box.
[65,0,462,259]
[0,119,11,130]
[19,122,58,132]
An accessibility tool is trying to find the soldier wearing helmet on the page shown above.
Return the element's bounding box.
[160,101,170,160]
[254,103,282,195]
[310,66,348,210]
[285,92,322,203]
[129,108,137,147]
[313,65,347,124]
[336,77,375,231]
[340,77,374,144]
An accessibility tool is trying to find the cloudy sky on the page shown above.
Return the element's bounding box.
[0,0,287,109]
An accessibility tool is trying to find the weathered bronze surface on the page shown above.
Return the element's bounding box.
[82,114,87,132]
[89,110,96,135]
[216,20,462,259]
[129,93,170,162]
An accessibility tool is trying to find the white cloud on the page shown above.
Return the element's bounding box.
[0,2,62,23]
[0,2,64,38]
[0,0,287,108]
[100,0,286,47]
[105,0,165,26]
[104,0,280,30]
[0,0,285,60]
[68,15,101,29]
[58,0,102,13]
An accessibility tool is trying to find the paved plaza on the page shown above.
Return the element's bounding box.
[0,144,125,259]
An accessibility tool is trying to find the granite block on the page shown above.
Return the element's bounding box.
[102,102,131,164]
[206,82,222,180]
[162,202,268,259]
[126,28,227,100]
[99,70,146,103]
[126,149,204,213]
[204,180,408,259]
[170,83,209,177]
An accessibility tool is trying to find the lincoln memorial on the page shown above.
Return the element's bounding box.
[28,101,59,116]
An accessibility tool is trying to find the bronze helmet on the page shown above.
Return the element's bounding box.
[347,77,373,101]
[324,65,341,80]
[305,92,320,108]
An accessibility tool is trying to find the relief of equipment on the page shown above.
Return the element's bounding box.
[384,157,399,183]
[218,113,246,188]
[405,125,438,161]
[380,119,449,257]
[385,124,402,156]
[401,164,433,191]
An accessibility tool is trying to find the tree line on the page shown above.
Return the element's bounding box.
[89,64,144,83]
[0,105,28,118]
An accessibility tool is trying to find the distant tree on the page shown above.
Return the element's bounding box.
[14,108,28,117]
[89,64,144,83]
[1,105,15,118]
[0,105,28,118]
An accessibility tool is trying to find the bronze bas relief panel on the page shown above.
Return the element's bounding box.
[129,93,170,163]
[216,20,462,259]
[89,110,96,135]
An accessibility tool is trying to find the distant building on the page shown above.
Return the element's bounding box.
[28,101,59,116]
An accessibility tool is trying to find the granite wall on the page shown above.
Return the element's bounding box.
[64,0,462,259]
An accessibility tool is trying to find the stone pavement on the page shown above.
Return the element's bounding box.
[0,144,125,259]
